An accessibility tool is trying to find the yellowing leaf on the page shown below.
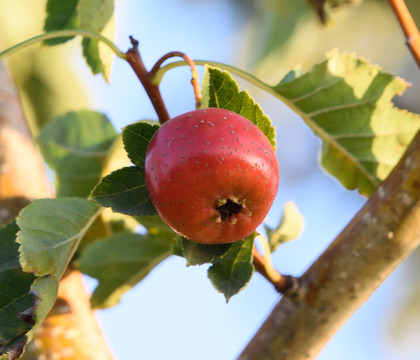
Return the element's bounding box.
[274,50,420,196]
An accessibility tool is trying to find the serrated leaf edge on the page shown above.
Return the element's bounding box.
[203,65,277,151]
[208,237,255,302]
[273,50,419,193]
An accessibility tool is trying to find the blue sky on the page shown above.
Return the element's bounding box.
[79,1,419,359]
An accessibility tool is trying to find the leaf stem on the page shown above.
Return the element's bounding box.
[150,52,202,108]
[259,233,281,282]
[0,30,127,60]
[154,59,276,96]
[388,0,420,68]
[124,37,170,124]
[57,207,103,279]
[154,59,298,115]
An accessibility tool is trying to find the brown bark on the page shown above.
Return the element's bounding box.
[125,37,170,124]
[0,57,113,359]
[238,129,420,359]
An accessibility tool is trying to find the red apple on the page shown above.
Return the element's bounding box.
[145,108,279,244]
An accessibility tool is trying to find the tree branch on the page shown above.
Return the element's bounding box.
[238,128,420,359]
[388,0,420,68]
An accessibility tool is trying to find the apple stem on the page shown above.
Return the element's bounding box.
[125,37,171,124]
[252,244,298,295]
[149,51,202,109]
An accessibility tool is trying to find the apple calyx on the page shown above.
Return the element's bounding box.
[215,198,252,224]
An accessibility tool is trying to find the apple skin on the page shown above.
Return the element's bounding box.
[145,108,279,244]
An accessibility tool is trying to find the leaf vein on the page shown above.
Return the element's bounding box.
[287,78,344,102]
[306,96,381,118]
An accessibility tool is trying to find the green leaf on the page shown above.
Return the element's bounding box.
[78,0,114,80]
[17,198,101,278]
[1,335,28,360]
[0,222,35,359]
[90,166,157,216]
[76,210,138,256]
[174,237,233,266]
[1,336,27,360]
[201,65,276,150]
[37,110,117,198]
[279,67,303,85]
[265,201,305,252]
[273,50,420,196]
[76,232,173,308]
[43,0,115,79]
[82,38,105,76]
[0,222,59,360]
[28,276,59,329]
[207,235,255,302]
[77,0,114,32]
[44,0,80,45]
[122,121,160,169]
[2,277,59,359]
[171,237,185,257]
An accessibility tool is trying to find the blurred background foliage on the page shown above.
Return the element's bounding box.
[182,0,420,111]
[0,0,89,134]
[1,0,420,358]
[3,0,420,139]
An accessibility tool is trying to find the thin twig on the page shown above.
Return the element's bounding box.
[388,0,420,68]
[125,37,170,124]
[150,51,202,108]
[252,247,297,294]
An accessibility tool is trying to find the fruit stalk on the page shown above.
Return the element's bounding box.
[125,37,170,124]
[149,51,202,108]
